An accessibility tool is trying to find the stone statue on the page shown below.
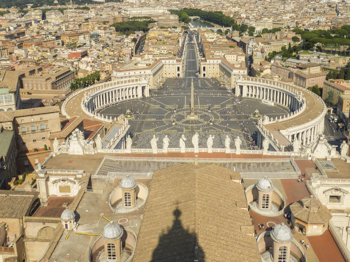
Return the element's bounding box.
[225,135,231,153]
[95,134,102,150]
[262,139,269,155]
[151,135,158,154]
[53,137,59,154]
[180,134,186,153]
[207,135,214,153]
[340,141,349,157]
[192,132,199,153]
[126,135,132,152]
[293,138,300,153]
[163,135,170,153]
[234,136,242,155]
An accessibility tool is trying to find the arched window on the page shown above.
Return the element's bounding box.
[107,243,116,260]
[7,108,12,111]
[124,192,131,207]
[262,194,269,209]
[40,123,45,130]
[21,126,26,133]
[278,246,287,262]
[31,125,35,131]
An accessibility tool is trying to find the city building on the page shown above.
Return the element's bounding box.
[0,128,17,188]
[293,63,328,88]
[21,67,74,91]
[0,106,61,152]
[0,70,22,112]
[323,79,350,106]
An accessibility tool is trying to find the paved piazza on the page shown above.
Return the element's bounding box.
[99,78,289,149]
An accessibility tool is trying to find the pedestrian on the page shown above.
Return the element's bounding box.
[298,178,300,182]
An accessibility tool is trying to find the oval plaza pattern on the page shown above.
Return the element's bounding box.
[63,74,326,153]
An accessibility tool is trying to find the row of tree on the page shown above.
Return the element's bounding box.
[0,10,9,16]
[70,71,100,91]
[327,62,350,80]
[293,26,350,50]
[112,20,154,33]
[170,8,243,31]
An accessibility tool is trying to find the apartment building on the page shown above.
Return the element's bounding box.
[22,67,74,91]
[0,70,22,112]
[0,128,17,188]
[293,63,328,88]
[0,106,61,152]
[323,79,350,106]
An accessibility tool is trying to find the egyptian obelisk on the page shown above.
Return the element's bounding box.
[190,78,195,117]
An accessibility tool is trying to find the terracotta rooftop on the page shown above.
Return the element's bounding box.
[290,197,332,224]
[133,164,260,262]
[0,190,38,218]
[0,106,60,123]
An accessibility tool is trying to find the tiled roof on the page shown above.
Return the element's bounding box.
[0,191,37,218]
[133,164,260,262]
[290,197,332,224]
[0,70,19,92]
[0,106,60,123]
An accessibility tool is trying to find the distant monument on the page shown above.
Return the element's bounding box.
[187,78,198,119]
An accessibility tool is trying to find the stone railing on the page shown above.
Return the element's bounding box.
[96,147,306,157]
[290,157,301,176]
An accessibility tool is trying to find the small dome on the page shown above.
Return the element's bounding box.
[271,223,293,243]
[103,221,123,240]
[120,175,137,189]
[61,209,75,221]
[257,177,273,191]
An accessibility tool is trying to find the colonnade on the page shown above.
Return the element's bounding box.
[236,84,300,110]
[235,76,327,149]
[85,84,149,112]
[286,120,325,146]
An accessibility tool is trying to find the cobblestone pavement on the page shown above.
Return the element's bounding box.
[100,78,289,149]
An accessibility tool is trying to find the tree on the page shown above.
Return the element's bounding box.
[338,68,345,79]
[308,85,320,96]
[262,28,269,34]
[292,36,300,43]
[325,90,334,105]
[132,38,137,43]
